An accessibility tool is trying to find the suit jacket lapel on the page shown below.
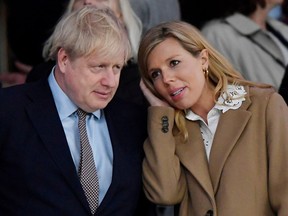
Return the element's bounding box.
[176,121,214,199]
[209,87,252,193]
[95,107,121,212]
[25,80,90,211]
[98,100,147,213]
[95,100,134,212]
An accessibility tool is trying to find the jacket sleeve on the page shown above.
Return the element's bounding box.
[142,106,186,205]
[266,92,288,215]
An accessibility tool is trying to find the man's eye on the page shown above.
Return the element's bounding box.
[115,65,123,70]
[170,60,180,67]
[113,65,122,74]
[151,71,161,79]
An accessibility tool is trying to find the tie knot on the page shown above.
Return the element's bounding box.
[77,109,87,120]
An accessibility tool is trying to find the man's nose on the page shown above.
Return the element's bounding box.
[101,68,119,87]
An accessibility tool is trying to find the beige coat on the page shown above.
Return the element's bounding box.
[143,87,288,216]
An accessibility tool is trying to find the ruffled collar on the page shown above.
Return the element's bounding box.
[185,85,247,120]
[214,85,247,113]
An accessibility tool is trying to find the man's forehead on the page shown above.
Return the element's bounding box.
[86,50,125,64]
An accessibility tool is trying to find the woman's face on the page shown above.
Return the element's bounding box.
[73,0,122,19]
[146,37,211,111]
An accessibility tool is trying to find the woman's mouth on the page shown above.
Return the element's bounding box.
[170,87,185,96]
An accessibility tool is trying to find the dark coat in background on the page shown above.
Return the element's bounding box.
[279,65,288,104]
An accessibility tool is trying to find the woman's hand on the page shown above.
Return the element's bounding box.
[140,79,170,107]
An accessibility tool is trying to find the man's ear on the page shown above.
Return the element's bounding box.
[57,48,69,73]
[200,49,209,68]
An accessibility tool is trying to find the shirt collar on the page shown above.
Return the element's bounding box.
[186,107,220,122]
[48,68,102,120]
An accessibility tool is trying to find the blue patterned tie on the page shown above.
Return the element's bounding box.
[77,109,99,214]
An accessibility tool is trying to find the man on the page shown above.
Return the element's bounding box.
[0,6,152,216]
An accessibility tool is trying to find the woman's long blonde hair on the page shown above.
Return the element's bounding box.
[138,21,270,141]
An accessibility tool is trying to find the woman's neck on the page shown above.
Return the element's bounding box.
[191,84,215,124]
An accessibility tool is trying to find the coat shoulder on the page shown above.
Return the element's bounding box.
[248,86,285,107]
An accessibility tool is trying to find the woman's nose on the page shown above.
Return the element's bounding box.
[162,71,175,84]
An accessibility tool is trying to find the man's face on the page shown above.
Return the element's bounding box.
[56,48,125,112]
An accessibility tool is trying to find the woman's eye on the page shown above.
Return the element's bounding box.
[150,70,161,79]
[170,60,180,67]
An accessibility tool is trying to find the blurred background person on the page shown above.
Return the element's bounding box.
[130,0,181,33]
[201,0,288,90]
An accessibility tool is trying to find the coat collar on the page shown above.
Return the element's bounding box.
[209,86,252,193]
[175,86,252,200]
[175,121,215,199]
[225,13,261,36]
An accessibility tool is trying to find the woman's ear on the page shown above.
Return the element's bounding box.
[200,49,209,68]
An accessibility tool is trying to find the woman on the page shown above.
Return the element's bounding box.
[138,21,288,215]
[201,0,288,90]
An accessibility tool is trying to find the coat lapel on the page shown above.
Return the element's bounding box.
[95,109,120,212]
[176,121,214,199]
[208,87,252,193]
[25,80,90,211]
[94,100,131,212]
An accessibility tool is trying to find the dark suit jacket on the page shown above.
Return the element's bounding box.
[0,79,153,216]
[279,65,288,104]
